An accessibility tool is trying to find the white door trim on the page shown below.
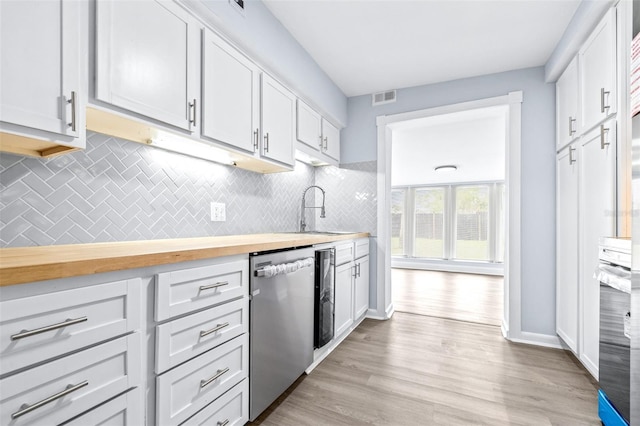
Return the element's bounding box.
[374,92,523,342]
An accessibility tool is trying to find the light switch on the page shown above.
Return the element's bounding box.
[210,202,226,222]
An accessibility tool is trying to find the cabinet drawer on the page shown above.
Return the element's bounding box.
[0,278,140,375]
[156,258,248,321]
[156,334,248,425]
[355,238,369,259]
[156,297,248,373]
[63,388,143,426]
[182,379,248,426]
[0,334,140,426]
[335,241,354,266]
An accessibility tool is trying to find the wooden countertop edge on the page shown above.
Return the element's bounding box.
[0,233,370,286]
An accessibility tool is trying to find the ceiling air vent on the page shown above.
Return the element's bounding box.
[372,90,396,106]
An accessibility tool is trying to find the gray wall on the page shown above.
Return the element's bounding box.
[197,0,347,126]
[342,66,557,336]
[0,132,376,247]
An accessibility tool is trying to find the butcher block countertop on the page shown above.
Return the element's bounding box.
[0,232,370,286]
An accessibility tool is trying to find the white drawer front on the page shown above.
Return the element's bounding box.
[63,388,143,426]
[156,297,248,373]
[0,334,140,426]
[0,278,140,374]
[355,238,370,259]
[156,258,248,321]
[156,334,248,426]
[182,379,248,426]
[335,241,354,266]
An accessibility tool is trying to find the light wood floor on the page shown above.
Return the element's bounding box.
[392,269,504,326]
[253,312,599,425]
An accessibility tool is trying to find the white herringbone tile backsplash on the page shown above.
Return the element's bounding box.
[0,132,376,247]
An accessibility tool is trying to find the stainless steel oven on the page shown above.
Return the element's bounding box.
[597,237,631,425]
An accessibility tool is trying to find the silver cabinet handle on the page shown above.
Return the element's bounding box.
[67,91,77,132]
[600,88,610,113]
[200,367,229,388]
[600,124,610,149]
[218,420,229,426]
[323,136,328,151]
[318,135,323,148]
[200,281,229,291]
[11,381,88,419]
[189,99,197,127]
[11,316,88,340]
[569,146,576,164]
[200,322,230,338]
[568,116,576,136]
[357,263,361,278]
[352,265,358,278]
[264,133,269,153]
[254,129,259,151]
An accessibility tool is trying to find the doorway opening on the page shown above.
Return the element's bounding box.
[375,92,523,339]
[388,105,506,326]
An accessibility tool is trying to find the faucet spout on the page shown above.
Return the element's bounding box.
[300,185,326,232]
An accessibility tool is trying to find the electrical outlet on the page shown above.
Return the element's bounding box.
[210,202,226,222]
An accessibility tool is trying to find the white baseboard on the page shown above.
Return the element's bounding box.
[392,259,504,276]
[508,331,564,349]
[501,320,509,339]
[579,354,599,381]
[385,303,394,319]
[365,308,387,320]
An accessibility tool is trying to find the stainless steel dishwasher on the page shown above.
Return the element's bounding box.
[249,246,315,421]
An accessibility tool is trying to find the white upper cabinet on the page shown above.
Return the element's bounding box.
[321,119,340,162]
[556,57,579,151]
[0,0,84,152]
[261,74,295,167]
[556,143,579,354]
[95,0,200,132]
[296,100,322,152]
[202,29,260,154]
[579,8,616,133]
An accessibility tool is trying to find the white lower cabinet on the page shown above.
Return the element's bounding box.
[334,261,355,338]
[181,379,248,426]
[63,388,142,426]
[156,334,248,425]
[354,255,370,320]
[0,334,140,426]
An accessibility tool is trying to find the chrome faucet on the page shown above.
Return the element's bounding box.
[300,185,326,232]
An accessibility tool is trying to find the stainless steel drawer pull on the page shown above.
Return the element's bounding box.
[218,419,229,426]
[264,133,270,153]
[200,367,229,388]
[200,322,230,338]
[11,316,88,340]
[199,281,229,291]
[189,99,197,127]
[67,91,77,132]
[11,380,89,419]
[254,129,259,151]
[600,124,610,150]
[569,146,576,165]
[600,88,610,113]
[323,136,328,151]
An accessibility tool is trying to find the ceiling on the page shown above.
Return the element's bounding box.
[263,0,581,97]
[391,106,507,186]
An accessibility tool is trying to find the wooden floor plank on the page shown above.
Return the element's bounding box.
[252,270,598,425]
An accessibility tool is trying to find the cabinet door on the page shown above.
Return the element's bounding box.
[579,119,616,379]
[95,0,199,132]
[296,99,322,152]
[202,30,260,154]
[261,74,295,166]
[0,0,81,138]
[354,255,370,319]
[334,262,354,337]
[322,119,340,162]
[556,57,579,150]
[556,144,579,353]
[579,8,616,133]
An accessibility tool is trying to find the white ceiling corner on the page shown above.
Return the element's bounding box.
[263,0,581,97]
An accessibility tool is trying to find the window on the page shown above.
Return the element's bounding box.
[414,188,445,258]
[392,182,504,263]
[391,189,406,256]
[454,185,490,261]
